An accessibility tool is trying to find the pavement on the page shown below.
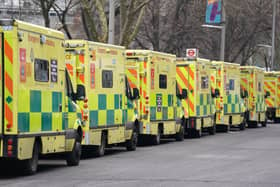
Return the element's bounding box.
[1,123,280,187]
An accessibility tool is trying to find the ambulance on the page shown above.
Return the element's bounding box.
[176,57,216,138]
[65,40,139,156]
[240,66,268,127]
[125,50,186,145]
[0,20,84,174]
[211,61,246,131]
[264,72,279,122]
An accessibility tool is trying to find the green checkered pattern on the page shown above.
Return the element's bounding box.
[88,93,127,127]
[196,94,211,116]
[256,94,265,112]
[224,94,241,114]
[17,90,66,132]
[150,94,175,121]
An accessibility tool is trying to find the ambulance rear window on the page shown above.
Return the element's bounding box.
[201,76,209,89]
[159,74,167,89]
[34,59,49,82]
[229,79,235,90]
[102,70,113,88]
[258,82,262,92]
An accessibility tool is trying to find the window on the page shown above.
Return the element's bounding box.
[34,59,49,82]
[258,82,262,92]
[201,76,209,89]
[229,79,235,90]
[159,74,167,89]
[125,76,132,98]
[102,70,113,88]
[65,69,74,100]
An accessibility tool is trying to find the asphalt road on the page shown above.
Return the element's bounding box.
[1,123,280,187]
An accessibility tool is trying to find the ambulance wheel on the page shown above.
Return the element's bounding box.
[274,118,280,124]
[248,121,258,128]
[261,120,267,127]
[208,124,216,135]
[239,122,245,130]
[22,141,39,175]
[239,119,246,131]
[126,131,137,151]
[175,125,185,141]
[66,140,81,166]
[152,129,161,145]
[195,128,202,138]
[93,133,106,157]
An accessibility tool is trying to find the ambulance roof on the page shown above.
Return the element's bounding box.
[0,19,64,39]
[65,39,125,50]
[126,49,176,59]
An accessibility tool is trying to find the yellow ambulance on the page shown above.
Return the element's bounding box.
[125,50,185,145]
[240,66,268,127]
[264,71,279,122]
[176,58,216,138]
[211,61,246,131]
[0,20,84,174]
[65,40,139,156]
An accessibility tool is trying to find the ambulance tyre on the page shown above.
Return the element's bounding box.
[66,140,81,166]
[274,118,280,123]
[175,125,185,141]
[261,120,267,127]
[22,141,39,175]
[93,132,106,157]
[239,118,246,130]
[195,128,202,138]
[208,124,216,135]
[126,131,137,151]
[239,122,245,130]
[248,121,258,128]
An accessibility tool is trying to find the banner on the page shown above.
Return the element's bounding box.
[205,0,222,24]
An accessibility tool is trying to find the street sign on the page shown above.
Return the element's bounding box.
[186,48,199,59]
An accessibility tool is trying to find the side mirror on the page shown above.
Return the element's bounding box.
[265,91,270,98]
[76,84,86,101]
[132,88,140,100]
[214,88,220,98]
[181,89,188,99]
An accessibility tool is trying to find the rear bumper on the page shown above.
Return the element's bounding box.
[0,135,17,158]
[187,116,214,130]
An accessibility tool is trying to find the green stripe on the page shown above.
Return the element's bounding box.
[90,111,98,127]
[107,110,114,125]
[42,113,52,131]
[98,94,106,110]
[52,92,62,112]
[18,113,30,132]
[30,90,41,112]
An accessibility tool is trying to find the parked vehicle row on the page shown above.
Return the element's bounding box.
[0,20,274,175]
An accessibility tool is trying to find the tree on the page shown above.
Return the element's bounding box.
[32,0,56,27]
[134,0,276,66]
[80,0,151,47]
[52,0,80,39]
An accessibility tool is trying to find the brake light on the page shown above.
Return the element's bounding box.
[7,138,13,157]
[7,138,13,145]
[126,52,134,56]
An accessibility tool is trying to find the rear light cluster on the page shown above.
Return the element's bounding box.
[83,98,89,121]
[7,138,13,157]
[190,118,195,128]
[145,96,149,114]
